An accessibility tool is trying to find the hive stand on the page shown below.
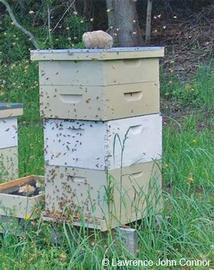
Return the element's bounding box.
[116,227,138,256]
[0,103,23,181]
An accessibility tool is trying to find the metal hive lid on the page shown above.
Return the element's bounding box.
[31,47,164,61]
[0,103,23,118]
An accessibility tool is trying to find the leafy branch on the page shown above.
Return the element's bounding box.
[0,0,40,49]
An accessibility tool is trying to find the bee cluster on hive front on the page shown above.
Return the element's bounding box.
[44,115,162,170]
[31,47,164,231]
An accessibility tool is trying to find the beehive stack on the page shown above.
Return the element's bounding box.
[31,47,164,231]
[0,103,23,181]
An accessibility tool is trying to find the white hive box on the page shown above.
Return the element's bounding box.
[44,114,162,170]
[0,103,23,181]
[44,161,162,231]
[31,47,164,120]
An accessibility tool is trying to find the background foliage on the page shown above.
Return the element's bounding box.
[0,1,213,269]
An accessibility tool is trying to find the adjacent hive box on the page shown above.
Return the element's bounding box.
[31,47,164,120]
[0,148,18,181]
[44,114,162,170]
[0,175,44,219]
[44,161,162,231]
[0,103,23,181]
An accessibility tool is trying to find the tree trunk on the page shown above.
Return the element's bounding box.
[83,0,93,19]
[145,0,152,43]
[106,0,142,47]
[106,0,115,37]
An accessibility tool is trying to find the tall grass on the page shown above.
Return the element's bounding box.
[161,61,214,111]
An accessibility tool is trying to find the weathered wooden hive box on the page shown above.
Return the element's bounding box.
[0,175,44,219]
[0,103,23,181]
[31,47,164,231]
[45,161,162,231]
[31,47,164,120]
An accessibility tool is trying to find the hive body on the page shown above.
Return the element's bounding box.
[0,148,18,181]
[38,55,159,120]
[0,103,23,181]
[45,161,162,231]
[44,114,162,170]
[31,47,164,230]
